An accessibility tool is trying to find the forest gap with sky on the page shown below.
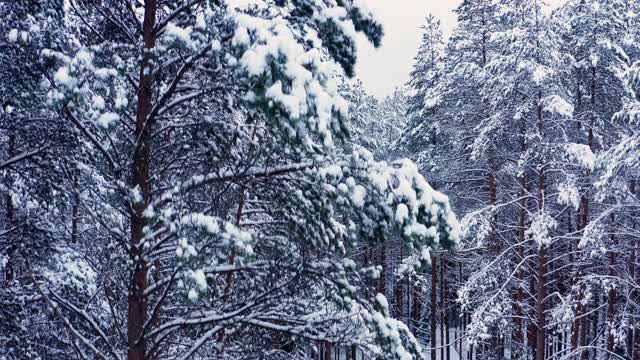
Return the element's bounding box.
[355,0,569,98]
[1,1,640,360]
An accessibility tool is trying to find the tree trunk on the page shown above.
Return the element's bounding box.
[576,67,596,360]
[412,275,422,335]
[431,253,437,360]
[224,191,246,298]
[325,342,332,360]
[632,180,640,360]
[407,271,412,328]
[572,193,588,357]
[378,243,386,296]
[514,96,528,358]
[3,134,15,286]
[607,215,617,357]
[440,254,447,360]
[460,263,464,358]
[535,93,546,360]
[528,268,537,358]
[488,165,498,253]
[395,246,403,321]
[128,1,157,359]
[445,266,450,360]
[580,305,588,360]
[536,244,546,360]
[71,174,79,244]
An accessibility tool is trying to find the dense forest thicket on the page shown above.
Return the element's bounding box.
[1,1,640,360]
[393,1,640,359]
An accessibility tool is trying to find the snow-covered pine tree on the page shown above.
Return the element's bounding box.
[0,1,461,360]
[402,1,640,359]
[0,1,88,357]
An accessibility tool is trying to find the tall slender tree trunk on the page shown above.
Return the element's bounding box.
[488,164,498,252]
[407,271,412,328]
[535,89,546,360]
[459,263,464,358]
[325,342,332,360]
[440,254,445,360]
[528,267,537,358]
[572,195,588,357]
[571,53,585,360]
[412,275,422,335]
[607,214,617,357]
[632,180,640,360]
[224,191,246,298]
[440,254,450,360]
[3,134,15,286]
[579,310,588,360]
[71,174,79,244]
[574,65,597,360]
[634,233,640,360]
[444,261,450,360]
[514,91,529,358]
[378,244,386,296]
[431,253,437,360]
[395,246,404,321]
[487,157,501,358]
[536,243,546,360]
[128,1,156,360]
[514,172,527,358]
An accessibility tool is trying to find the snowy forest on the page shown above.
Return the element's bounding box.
[1,0,640,359]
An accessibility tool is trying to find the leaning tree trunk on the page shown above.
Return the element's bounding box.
[128,1,157,360]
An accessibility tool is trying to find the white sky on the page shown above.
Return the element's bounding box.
[354,0,567,98]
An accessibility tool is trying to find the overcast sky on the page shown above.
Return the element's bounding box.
[354,0,566,98]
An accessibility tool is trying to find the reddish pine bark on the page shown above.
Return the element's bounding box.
[325,342,331,360]
[128,1,157,359]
